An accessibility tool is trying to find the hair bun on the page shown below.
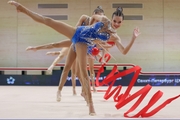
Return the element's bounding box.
[97,6,102,9]
[117,7,123,12]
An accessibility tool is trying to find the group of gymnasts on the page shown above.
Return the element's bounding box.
[8,1,140,115]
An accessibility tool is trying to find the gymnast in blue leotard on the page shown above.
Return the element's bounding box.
[22,5,140,109]
[8,0,115,116]
[24,6,109,100]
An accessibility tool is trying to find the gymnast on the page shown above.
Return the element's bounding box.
[25,6,107,96]
[24,6,141,106]
[8,1,116,115]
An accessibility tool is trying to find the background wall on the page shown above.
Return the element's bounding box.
[0,0,180,72]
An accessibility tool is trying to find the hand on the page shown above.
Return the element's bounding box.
[133,27,141,38]
[26,46,37,51]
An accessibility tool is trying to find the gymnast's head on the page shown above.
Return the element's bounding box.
[93,6,104,15]
[111,7,124,29]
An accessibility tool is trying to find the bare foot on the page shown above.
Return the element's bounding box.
[26,46,37,51]
[47,66,53,74]
[89,103,96,116]
[8,1,20,7]
[46,52,54,56]
[8,1,23,13]
[56,90,61,102]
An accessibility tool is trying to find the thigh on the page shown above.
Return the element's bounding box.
[45,19,76,39]
[75,43,88,73]
[63,45,76,71]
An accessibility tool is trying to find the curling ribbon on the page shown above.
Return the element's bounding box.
[96,53,112,87]
[98,53,111,63]
[89,53,111,88]
[95,65,180,118]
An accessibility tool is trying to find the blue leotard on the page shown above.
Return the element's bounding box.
[71,22,110,55]
[72,22,110,46]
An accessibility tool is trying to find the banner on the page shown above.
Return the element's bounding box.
[0,70,180,86]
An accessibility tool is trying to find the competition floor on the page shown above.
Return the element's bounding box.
[0,86,180,119]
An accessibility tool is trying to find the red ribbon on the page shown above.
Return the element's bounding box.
[95,65,180,118]
[98,53,111,63]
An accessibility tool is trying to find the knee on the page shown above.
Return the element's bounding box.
[44,17,53,25]
[62,65,71,74]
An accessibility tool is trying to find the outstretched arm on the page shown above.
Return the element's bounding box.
[114,27,140,55]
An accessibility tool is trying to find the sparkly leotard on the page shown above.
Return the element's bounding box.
[71,22,110,54]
